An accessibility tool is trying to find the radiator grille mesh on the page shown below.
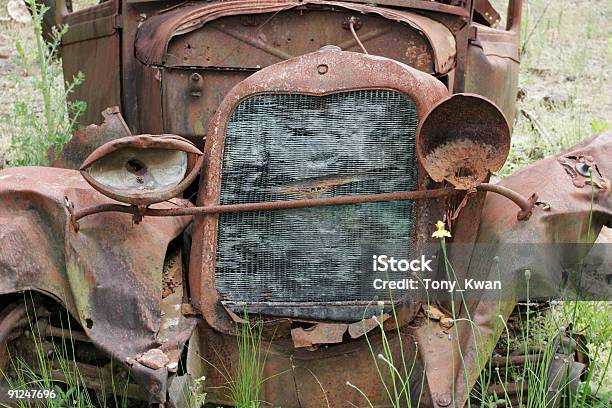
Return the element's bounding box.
[215,90,418,303]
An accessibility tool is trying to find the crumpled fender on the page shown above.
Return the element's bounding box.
[0,166,192,402]
[414,132,612,408]
[474,132,611,295]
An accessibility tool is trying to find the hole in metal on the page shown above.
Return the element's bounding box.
[126,158,147,176]
[575,163,592,177]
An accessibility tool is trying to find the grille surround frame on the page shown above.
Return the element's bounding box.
[216,90,420,307]
[191,50,449,333]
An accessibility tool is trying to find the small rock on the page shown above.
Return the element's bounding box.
[542,93,571,109]
[7,0,32,24]
[440,317,454,329]
[137,348,169,370]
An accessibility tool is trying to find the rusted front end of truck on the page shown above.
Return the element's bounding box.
[2,0,610,407]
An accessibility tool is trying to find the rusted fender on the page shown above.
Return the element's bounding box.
[52,106,132,170]
[479,132,611,244]
[473,131,611,296]
[0,166,192,403]
[414,132,612,408]
[134,0,456,74]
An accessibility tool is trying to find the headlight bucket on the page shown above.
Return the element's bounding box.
[416,93,511,190]
[80,135,203,205]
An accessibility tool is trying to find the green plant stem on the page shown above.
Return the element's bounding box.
[28,0,53,138]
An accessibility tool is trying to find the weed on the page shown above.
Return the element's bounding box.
[354,299,423,408]
[229,316,266,408]
[8,0,85,167]
[188,375,208,407]
[0,295,131,408]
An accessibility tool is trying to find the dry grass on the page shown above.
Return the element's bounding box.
[496,0,611,175]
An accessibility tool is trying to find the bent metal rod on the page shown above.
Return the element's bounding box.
[68,183,536,231]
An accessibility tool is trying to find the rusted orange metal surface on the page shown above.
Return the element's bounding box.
[191,48,449,335]
[0,166,193,403]
[416,93,511,190]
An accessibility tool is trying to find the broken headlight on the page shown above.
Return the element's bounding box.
[80,135,203,205]
[416,93,511,190]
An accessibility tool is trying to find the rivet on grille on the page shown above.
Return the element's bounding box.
[317,64,328,75]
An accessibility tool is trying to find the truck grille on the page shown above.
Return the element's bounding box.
[215,90,419,305]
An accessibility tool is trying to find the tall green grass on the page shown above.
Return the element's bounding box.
[229,317,266,408]
[346,299,423,408]
[195,313,271,408]
[1,300,130,408]
[8,0,85,166]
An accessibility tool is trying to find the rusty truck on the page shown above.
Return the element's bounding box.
[0,0,610,406]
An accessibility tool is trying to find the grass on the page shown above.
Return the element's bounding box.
[1,296,131,408]
[229,316,266,408]
[496,0,611,177]
[349,300,423,407]
[190,313,271,408]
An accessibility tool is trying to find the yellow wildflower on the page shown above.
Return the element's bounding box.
[432,220,451,239]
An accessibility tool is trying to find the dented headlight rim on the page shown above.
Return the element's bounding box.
[80,134,204,206]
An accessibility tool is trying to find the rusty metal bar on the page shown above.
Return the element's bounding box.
[491,353,542,368]
[70,183,536,227]
[0,305,28,346]
[71,188,457,223]
[488,381,528,397]
[37,320,92,343]
[476,183,537,220]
